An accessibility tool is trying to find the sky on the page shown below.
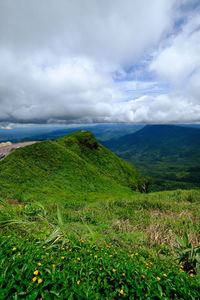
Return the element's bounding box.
[0,0,200,127]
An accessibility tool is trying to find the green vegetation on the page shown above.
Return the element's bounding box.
[0,237,199,299]
[0,131,146,202]
[0,131,199,298]
[103,125,200,191]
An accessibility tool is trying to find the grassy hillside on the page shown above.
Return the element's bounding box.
[103,125,200,191]
[0,130,199,298]
[0,131,146,202]
[0,188,199,298]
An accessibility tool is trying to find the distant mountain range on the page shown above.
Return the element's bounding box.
[0,124,143,143]
[103,125,200,191]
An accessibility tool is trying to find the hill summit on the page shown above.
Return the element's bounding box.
[0,130,147,202]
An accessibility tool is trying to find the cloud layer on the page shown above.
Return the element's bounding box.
[0,0,199,125]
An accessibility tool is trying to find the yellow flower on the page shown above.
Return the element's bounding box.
[37,262,42,266]
[99,267,102,270]
[135,253,138,256]
[38,278,43,284]
[17,253,21,256]
[179,269,184,272]
[90,254,93,256]
[32,277,37,282]
[94,255,98,258]
[142,275,146,278]
[42,246,46,249]
[77,257,81,261]
[77,280,81,284]
[190,273,195,277]
[12,247,17,251]
[112,268,116,272]
[122,273,125,277]
[163,273,167,277]
[61,256,65,259]
[157,277,161,281]
[109,255,113,257]
[119,290,124,295]
[33,270,39,275]
[61,247,65,250]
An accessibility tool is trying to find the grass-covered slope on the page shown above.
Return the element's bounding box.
[0,131,145,202]
[0,189,199,299]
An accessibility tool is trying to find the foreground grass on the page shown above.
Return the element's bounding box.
[0,236,199,300]
[0,189,199,298]
[1,189,199,253]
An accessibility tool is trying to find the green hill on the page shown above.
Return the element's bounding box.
[0,130,199,299]
[103,125,200,191]
[0,131,146,202]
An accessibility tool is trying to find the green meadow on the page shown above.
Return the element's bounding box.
[0,132,199,299]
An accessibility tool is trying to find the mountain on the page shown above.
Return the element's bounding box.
[0,124,144,143]
[0,131,146,202]
[103,125,200,191]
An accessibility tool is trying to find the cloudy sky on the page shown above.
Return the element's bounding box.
[0,0,199,126]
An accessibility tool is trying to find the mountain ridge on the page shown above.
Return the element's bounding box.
[0,131,147,202]
[103,125,200,191]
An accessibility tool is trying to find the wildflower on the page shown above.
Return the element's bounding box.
[109,255,113,257]
[122,273,125,276]
[37,262,42,266]
[61,256,65,259]
[163,273,167,277]
[94,255,98,258]
[77,257,81,261]
[135,253,138,256]
[61,247,65,250]
[190,273,195,277]
[112,268,116,272]
[52,264,56,267]
[157,277,161,281]
[33,270,39,275]
[142,275,146,278]
[90,254,93,256]
[77,280,81,284]
[12,247,17,251]
[45,252,49,256]
[42,246,46,249]
[179,269,184,272]
[119,290,124,295]
[38,278,43,284]
[17,253,21,256]
[99,267,102,270]
[32,277,37,282]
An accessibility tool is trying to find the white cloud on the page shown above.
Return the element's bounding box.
[0,0,199,124]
